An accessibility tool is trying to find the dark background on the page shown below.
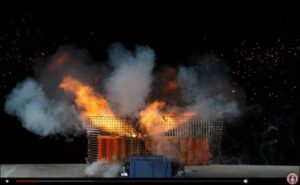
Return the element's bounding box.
[0,7,299,164]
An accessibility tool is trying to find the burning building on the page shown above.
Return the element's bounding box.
[4,43,241,177]
[58,74,225,167]
[86,116,223,166]
[58,75,221,165]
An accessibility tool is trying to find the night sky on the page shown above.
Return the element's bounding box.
[1,8,299,164]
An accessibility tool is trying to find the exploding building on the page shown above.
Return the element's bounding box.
[86,116,223,166]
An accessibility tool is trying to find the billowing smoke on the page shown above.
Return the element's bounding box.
[144,55,242,160]
[3,43,157,137]
[178,55,241,121]
[84,160,121,177]
[4,44,244,165]
[3,46,100,138]
[145,137,180,162]
[4,78,83,137]
[105,43,155,117]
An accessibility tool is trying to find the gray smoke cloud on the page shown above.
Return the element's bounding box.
[4,45,243,152]
[4,78,83,137]
[178,55,241,121]
[84,160,121,177]
[105,43,155,117]
[3,46,98,138]
[3,44,157,137]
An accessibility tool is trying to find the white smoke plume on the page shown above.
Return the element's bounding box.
[3,46,100,138]
[4,45,242,143]
[146,137,180,162]
[84,160,121,177]
[105,43,155,117]
[179,55,241,121]
[4,78,83,137]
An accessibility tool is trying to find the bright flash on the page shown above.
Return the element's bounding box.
[163,116,173,123]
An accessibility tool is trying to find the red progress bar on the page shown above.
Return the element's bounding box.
[16,179,39,183]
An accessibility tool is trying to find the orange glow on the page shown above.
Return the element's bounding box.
[160,67,179,95]
[177,111,196,124]
[139,101,196,135]
[59,75,135,136]
[139,101,165,134]
[49,53,70,70]
[163,80,179,94]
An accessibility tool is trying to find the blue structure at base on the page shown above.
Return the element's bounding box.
[129,156,172,177]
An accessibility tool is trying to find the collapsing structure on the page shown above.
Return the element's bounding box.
[86,116,223,165]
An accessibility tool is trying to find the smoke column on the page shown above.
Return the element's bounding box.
[105,43,155,117]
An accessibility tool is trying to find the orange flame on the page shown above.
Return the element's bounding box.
[139,101,166,134]
[139,101,196,135]
[59,75,135,136]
